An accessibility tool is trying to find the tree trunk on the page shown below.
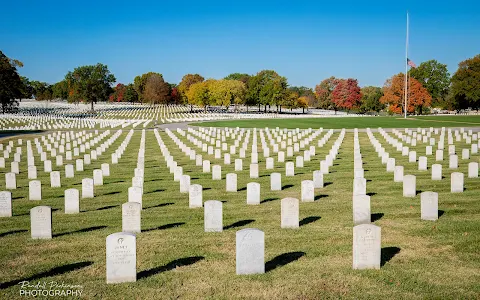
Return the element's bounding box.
[258,103,261,112]
[264,105,267,113]
[190,104,193,113]
[303,107,305,114]
[91,100,94,111]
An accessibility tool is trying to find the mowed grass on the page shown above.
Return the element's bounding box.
[196,115,480,129]
[0,128,479,299]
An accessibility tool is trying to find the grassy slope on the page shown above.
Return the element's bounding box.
[0,129,479,299]
[196,115,480,129]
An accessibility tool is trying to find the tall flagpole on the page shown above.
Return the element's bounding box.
[404,12,409,119]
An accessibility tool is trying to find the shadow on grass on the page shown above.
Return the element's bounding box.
[265,252,305,272]
[95,205,119,211]
[261,197,279,204]
[224,219,255,230]
[238,187,247,192]
[144,189,165,194]
[203,187,212,191]
[371,213,384,222]
[323,182,333,187]
[102,191,121,196]
[53,226,107,238]
[416,190,423,195]
[314,195,328,201]
[381,247,401,267]
[367,192,377,197]
[144,202,174,209]
[438,210,445,218]
[282,184,294,190]
[0,229,27,237]
[138,256,204,280]
[106,180,125,184]
[143,222,185,232]
[0,261,93,289]
[299,216,321,226]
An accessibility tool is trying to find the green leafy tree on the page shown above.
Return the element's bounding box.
[123,84,138,103]
[20,76,34,99]
[133,72,163,103]
[224,73,250,84]
[0,51,24,112]
[65,63,116,110]
[30,81,53,100]
[52,80,68,99]
[247,70,288,112]
[447,54,480,111]
[410,60,450,108]
[360,86,384,113]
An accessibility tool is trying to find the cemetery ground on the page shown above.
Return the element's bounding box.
[197,115,480,129]
[1,128,480,299]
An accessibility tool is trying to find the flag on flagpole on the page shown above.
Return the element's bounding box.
[407,58,416,68]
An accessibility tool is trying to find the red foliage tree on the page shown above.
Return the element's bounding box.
[110,83,126,102]
[331,78,362,110]
[170,87,181,104]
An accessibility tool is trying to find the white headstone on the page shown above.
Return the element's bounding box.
[30,206,52,239]
[451,172,464,193]
[313,171,323,188]
[301,180,314,202]
[212,165,221,180]
[281,198,299,228]
[352,224,381,270]
[285,162,294,176]
[0,191,12,217]
[468,162,478,178]
[249,164,259,179]
[92,169,103,186]
[122,202,141,233]
[204,200,222,232]
[270,173,281,191]
[226,173,237,192]
[106,232,136,283]
[247,182,260,205]
[421,191,438,221]
[236,228,265,275]
[82,178,94,198]
[128,186,143,207]
[65,188,80,214]
[50,171,61,188]
[403,175,416,197]
[189,184,203,208]
[29,180,42,201]
[353,195,371,225]
[431,164,442,180]
[65,164,74,178]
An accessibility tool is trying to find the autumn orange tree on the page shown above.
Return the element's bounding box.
[380,73,432,115]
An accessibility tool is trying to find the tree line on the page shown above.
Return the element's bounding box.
[1,50,479,114]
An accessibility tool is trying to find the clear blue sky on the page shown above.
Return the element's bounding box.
[2,0,479,88]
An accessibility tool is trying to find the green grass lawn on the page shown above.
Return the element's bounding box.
[0,128,479,299]
[196,115,480,129]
